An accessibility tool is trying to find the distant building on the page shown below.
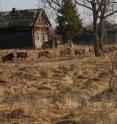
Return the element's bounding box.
[72,30,117,44]
[0,8,51,49]
[107,30,117,44]
[72,32,94,45]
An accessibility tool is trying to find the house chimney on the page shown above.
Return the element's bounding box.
[12,8,16,13]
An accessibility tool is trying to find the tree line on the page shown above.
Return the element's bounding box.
[41,0,117,56]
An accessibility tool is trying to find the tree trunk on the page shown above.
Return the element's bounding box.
[93,37,103,56]
[93,12,104,56]
[98,18,105,52]
[92,8,104,57]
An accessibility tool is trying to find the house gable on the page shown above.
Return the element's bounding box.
[34,10,51,28]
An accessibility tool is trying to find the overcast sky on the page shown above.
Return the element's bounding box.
[0,0,38,11]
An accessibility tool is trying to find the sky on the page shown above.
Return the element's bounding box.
[0,0,39,11]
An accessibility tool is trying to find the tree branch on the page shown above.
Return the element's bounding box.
[105,9,117,18]
[75,1,93,10]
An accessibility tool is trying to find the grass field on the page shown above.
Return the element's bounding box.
[0,46,117,124]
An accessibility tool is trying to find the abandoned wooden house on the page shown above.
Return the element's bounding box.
[0,8,51,49]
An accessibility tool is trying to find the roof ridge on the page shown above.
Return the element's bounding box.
[0,8,43,13]
[0,8,44,28]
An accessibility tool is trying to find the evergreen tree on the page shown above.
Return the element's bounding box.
[56,0,83,42]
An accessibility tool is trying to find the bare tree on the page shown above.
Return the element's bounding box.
[74,0,117,56]
[44,0,117,56]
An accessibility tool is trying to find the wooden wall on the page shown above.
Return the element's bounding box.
[107,32,117,44]
[34,27,49,48]
[0,28,33,49]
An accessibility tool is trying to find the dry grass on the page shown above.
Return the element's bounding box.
[0,45,116,123]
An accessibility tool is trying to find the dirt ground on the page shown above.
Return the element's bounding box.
[0,46,117,124]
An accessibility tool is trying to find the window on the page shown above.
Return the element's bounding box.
[36,33,39,40]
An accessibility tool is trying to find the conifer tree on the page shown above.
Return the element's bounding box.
[56,0,83,41]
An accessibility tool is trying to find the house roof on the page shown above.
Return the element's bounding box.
[0,8,50,29]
